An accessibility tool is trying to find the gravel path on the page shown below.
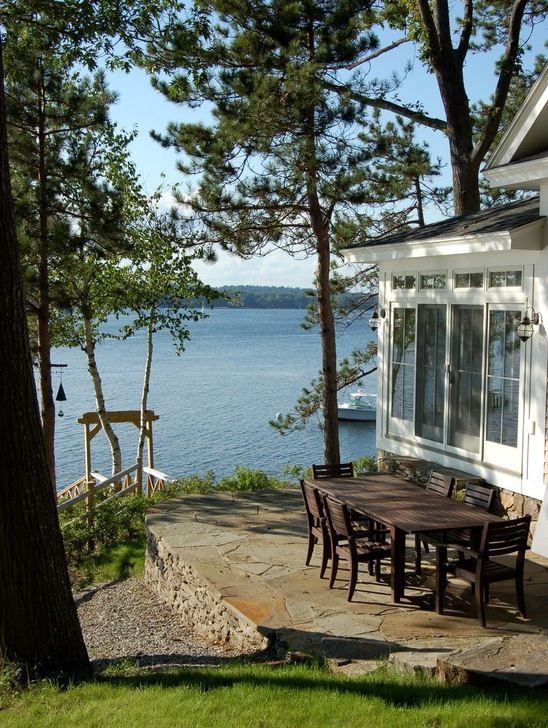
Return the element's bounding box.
[75,577,247,669]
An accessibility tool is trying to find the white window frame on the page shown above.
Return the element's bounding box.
[387,303,416,439]
[482,303,526,472]
[452,268,485,292]
[487,267,524,290]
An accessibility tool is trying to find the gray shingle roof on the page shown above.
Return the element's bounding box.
[343,196,542,251]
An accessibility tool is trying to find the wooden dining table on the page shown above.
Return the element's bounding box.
[305,473,502,608]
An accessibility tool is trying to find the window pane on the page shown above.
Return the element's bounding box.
[393,274,416,290]
[416,305,446,442]
[506,270,522,287]
[455,272,482,289]
[420,273,446,289]
[391,308,415,421]
[454,273,469,288]
[486,310,521,447]
[489,270,522,288]
[489,271,505,287]
[448,306,484,452]
[470,272,483,288]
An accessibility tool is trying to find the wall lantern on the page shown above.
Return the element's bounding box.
[516,308,542,343]
[368,307,386,332]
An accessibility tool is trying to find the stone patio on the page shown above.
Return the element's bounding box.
[145,489,548,686]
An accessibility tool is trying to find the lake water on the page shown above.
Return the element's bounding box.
[52,308,377,488]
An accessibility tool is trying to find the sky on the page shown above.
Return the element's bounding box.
[105,22,547,288]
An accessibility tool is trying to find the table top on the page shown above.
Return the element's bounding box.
[305,473,502,533]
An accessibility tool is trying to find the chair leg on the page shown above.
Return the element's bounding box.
[348,556,358,601]
[375,558,381,582]
[422,539,429,554]
[516,574,527,618]
[319,539,330,579]
[415,534,422,575]
[305,532,315,566]
[475,579,486,627]
[329,553,339,589]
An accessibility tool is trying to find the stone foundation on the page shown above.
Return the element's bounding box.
[377,449,542,537]
[145,530,269,652]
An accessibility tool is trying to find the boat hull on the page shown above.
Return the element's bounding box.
[337,406,376,422]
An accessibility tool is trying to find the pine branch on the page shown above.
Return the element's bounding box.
[324,80,447,131]
[323,37,412,71]
[457,0,474,64]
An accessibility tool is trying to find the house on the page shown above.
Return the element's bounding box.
[341,65,548,548]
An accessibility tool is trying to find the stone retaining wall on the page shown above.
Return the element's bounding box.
[145,530,268,652]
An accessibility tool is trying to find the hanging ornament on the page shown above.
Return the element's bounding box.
[55,366,67,417]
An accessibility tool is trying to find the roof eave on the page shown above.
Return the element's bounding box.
[485,64,548,171]
[341,218,546,264]
[484,157,548,190]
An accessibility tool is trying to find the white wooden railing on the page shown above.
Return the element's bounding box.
[56,463,173,521]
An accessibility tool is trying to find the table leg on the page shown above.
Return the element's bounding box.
[435,545,447,614]
[391,526,405,602]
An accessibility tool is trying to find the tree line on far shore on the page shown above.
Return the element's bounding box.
[190,286,368,310]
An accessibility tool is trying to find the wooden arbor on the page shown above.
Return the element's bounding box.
[78,409,159,495]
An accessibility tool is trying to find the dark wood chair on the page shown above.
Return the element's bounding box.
[420,481,495,551]
[300,480,330,578]
[415,471,455,574]
[448,482,495,553]
[312,462,354,479]
[323,495,391,601]
[312,461,388,546]
[439,515,531,627]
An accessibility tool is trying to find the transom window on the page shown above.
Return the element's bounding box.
[488,269,522,288]
[455,272,483,289]
[393,274,416,290]
[420,273,446,290]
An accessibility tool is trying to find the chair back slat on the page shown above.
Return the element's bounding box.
[426,471,455,497]
[464,482,494,512]
[323,496,351,540]
[481,515,531,559]
[313,462,354,479]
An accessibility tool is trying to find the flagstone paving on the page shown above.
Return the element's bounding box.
[145,488,548,686]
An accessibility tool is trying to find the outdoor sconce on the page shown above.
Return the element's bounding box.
[516,308,542,343]
[368,307,386,332]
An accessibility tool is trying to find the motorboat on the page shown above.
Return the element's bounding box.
[337,390,377,421]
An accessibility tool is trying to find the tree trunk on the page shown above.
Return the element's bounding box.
[136,314,154,494]
[0,35,90,680]
[82,313,122,476]
[433,68,481,216]
[314,227,340,464]
[36,57,56,489]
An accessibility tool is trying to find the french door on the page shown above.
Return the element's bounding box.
[448,305,484,453]
[390,302,524,469]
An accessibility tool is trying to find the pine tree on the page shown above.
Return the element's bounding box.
[146,0,391,463]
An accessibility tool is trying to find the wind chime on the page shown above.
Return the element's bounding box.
[52,363,68,417]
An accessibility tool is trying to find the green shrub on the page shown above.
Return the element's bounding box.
[217,466,289,491]
[353,455,378,473]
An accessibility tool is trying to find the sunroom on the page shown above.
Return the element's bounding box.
[341,65,548,538]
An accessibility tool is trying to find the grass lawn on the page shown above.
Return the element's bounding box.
[1,661,547,728]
